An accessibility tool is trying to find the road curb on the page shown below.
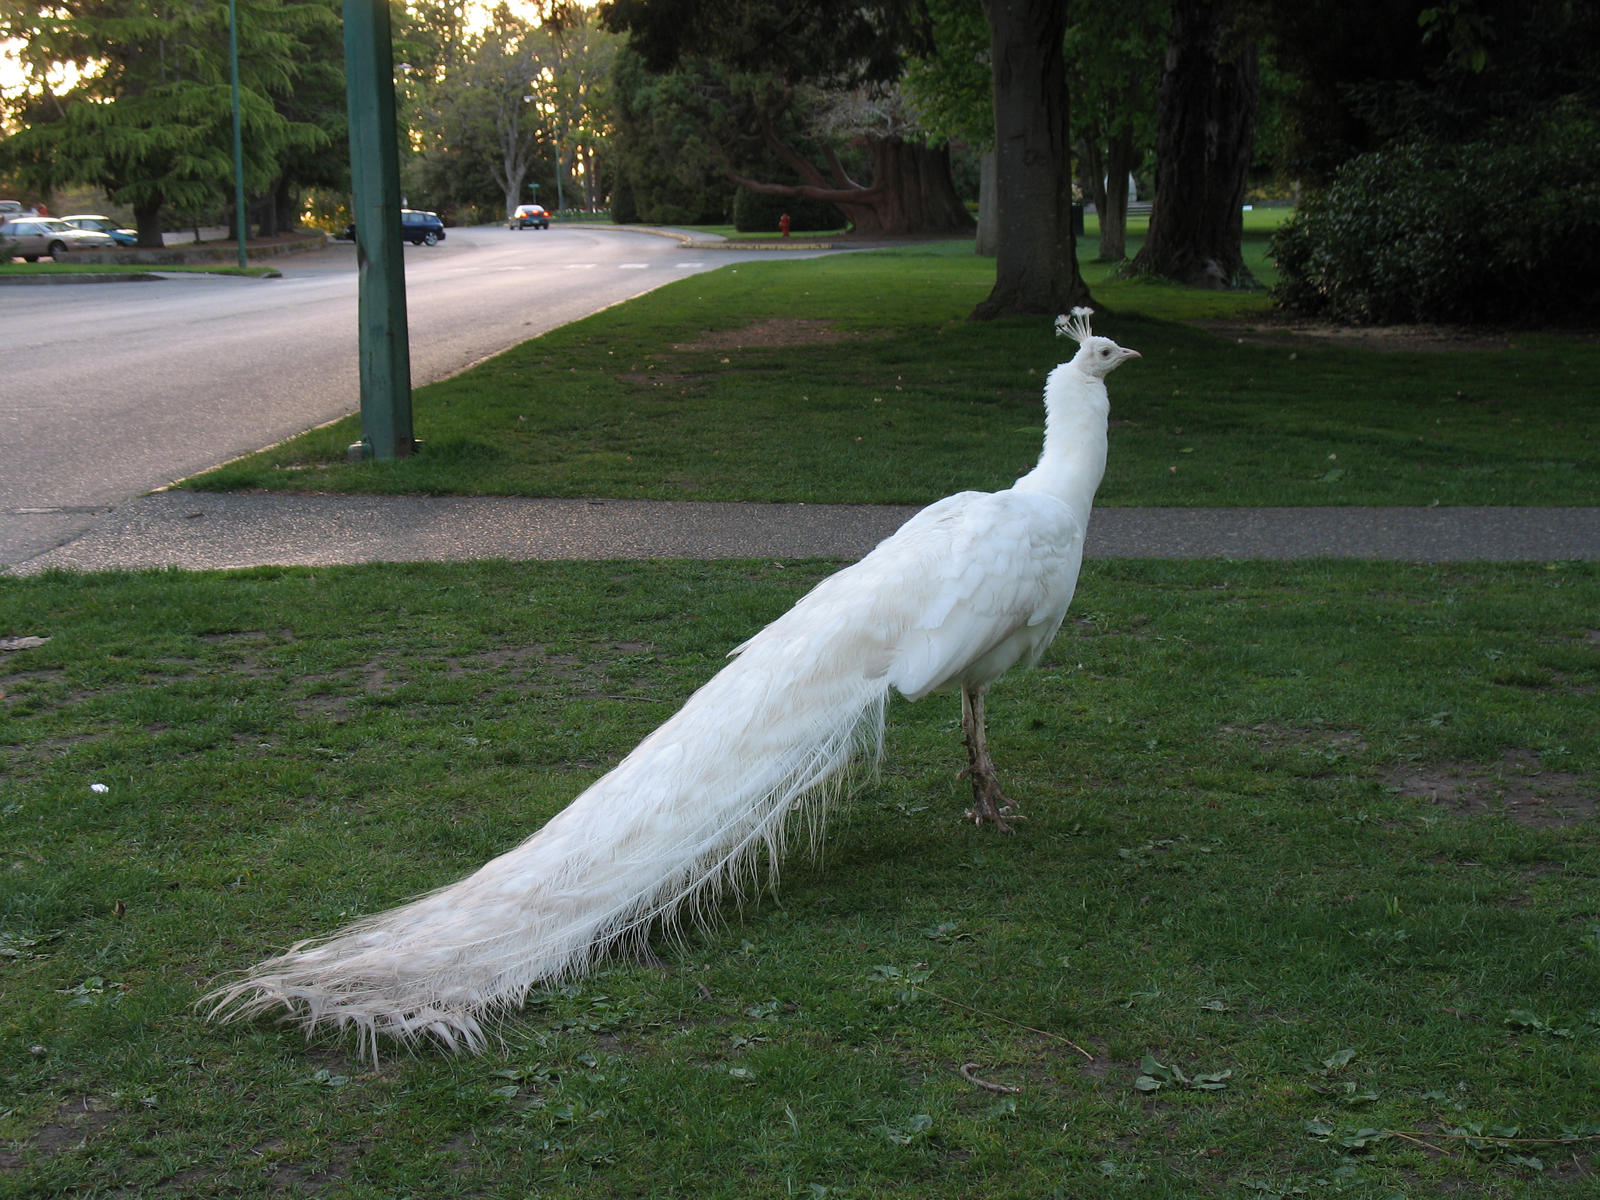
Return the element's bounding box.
[0,271,163,285]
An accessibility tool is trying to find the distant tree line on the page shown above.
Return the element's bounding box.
[0,0,346,246]
[3,0,1594,322]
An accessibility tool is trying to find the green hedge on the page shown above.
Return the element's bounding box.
[1271,107,1600,324]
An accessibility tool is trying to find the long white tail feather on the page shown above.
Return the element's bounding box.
[204,597,892,1055]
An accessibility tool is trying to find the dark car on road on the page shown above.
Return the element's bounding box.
[401,209,446,245]
[509,204,550,230]
[341,209,448,246]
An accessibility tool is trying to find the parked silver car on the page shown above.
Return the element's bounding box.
[1,216,117,261]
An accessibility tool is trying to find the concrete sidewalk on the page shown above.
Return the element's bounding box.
[7,491,1597,575]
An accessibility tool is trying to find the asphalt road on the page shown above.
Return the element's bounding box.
[0,224,831,568]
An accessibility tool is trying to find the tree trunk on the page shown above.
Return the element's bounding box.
[1098,127,1136,262]
[1129,0,1259,289]
[974,149,997,257]
[256,189,281,238]
[730,135,973,237]
[971,0,1090,319]
[274,177,297,233]
[1077,137,1107,230]
[133,200,165,248]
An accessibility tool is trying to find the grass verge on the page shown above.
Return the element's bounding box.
[0,262,280,278]
[184,232,1598,507]
[3,558,1598,1197]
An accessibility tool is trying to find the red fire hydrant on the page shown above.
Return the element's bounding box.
[779,213,791,238]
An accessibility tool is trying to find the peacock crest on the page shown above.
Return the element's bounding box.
[1054,307,1095,343]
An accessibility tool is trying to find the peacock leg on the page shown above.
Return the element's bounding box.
[960,685,1021,831]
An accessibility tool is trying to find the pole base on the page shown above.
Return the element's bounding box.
[347,439,422,462]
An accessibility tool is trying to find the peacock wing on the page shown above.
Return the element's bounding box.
[883,490,1086,702]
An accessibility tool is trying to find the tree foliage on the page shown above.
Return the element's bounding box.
[0,0,339,244]
[537,1,622,211]
[601,0,972,236]
[1066,0,1164,263]
[606,48,732,223]
[401,1,620,219]
[900,0,992,149]
[409,6,548,218]
[1268,0,1600,324]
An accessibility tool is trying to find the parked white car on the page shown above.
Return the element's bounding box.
[61,214,138,246]
[1,216,117,261]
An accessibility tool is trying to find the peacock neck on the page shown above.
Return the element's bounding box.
[1011,367,1110,520]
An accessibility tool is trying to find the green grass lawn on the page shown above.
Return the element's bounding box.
[5,209,1595,1197]
[3,558,1598,1197]
[0,262,280,278]
[184,227,1599,508]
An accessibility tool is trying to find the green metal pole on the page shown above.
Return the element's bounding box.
[342,0,415,460]
[229,0,247,270]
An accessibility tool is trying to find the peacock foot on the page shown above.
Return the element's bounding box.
[961,766,1025,832]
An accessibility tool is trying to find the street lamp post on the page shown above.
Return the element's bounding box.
[342,0,416,461]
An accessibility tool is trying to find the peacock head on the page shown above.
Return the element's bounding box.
[1055,307,1140,379]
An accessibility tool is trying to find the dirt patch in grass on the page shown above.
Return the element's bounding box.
[1221,722,1369,760]
[27,1094,120,1161]
[287,642,666,721]
[670,318,861,353]
[1196,317,1524,354]
[264,1140,363,1195]
[1383,749,1595,828]
[618,370,700,392]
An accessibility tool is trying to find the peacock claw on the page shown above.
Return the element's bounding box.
[965,787,1025,832]
[965,808,1023,833]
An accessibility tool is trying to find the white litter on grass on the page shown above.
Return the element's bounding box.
[91,783,109,794]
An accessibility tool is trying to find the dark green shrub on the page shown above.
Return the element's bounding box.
[610,170,639,225]
[606,48,734,227]
[731,187,845,233]
[1272,106,1600,324]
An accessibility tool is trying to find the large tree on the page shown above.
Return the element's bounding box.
[1262,0,1600,178]
[605,49,732,223]
[602,0,973,236]
[970,0,1090,318]
[445,11,549,218]
[257,8,348,236]
[529,1,621,212]
[0,0,337,245]
[726,83,972,237]
[1129,0,1260,288]
[902,0,999,252]
[1067,0,1165,263]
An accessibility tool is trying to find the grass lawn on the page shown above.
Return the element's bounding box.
[183,217,1600,508]
[0,262,280,278]
[5,208,1596,1197]
[3,558,1598,1197]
